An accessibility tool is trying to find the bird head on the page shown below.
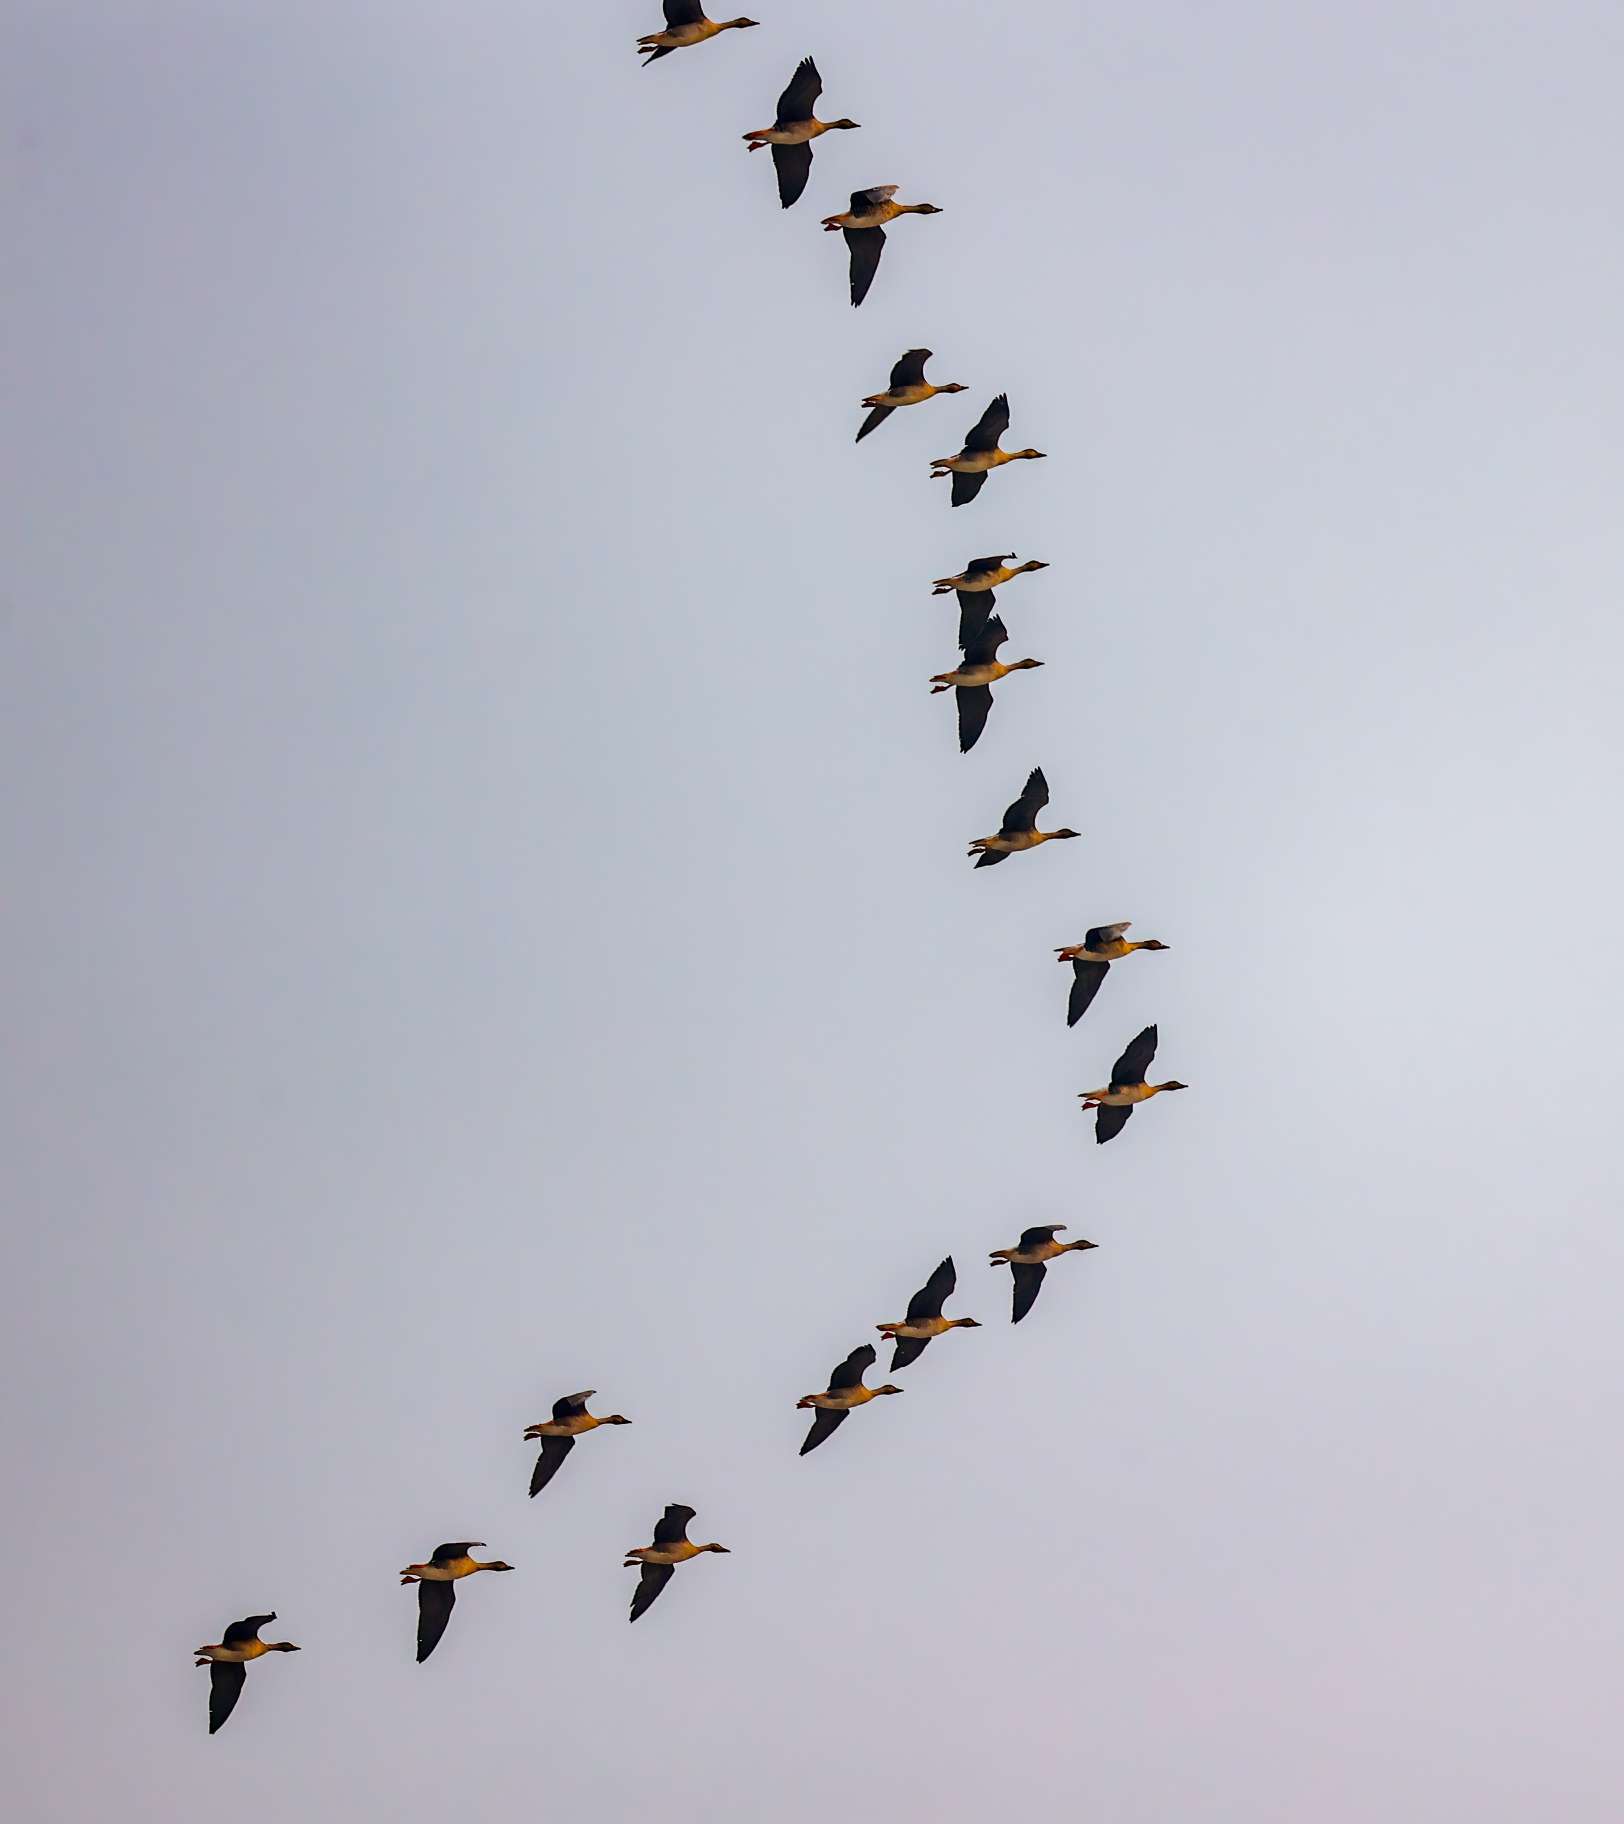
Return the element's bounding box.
[940,382,970,393]
[952,1317,983,1329]
[1050,828,1082,840]
[1016,448,1047,460]
[875,1384,905,1396]
[1017,559,1050,572]
[270,1641,301,1652]
[914,203,944,214]
[1011,658,1045,672]
[481,1560,516,1573]
[702,1542,732,1554]
[1157,1081,1189,1092]
[831,118,861,131]
[604,1414,632,1425]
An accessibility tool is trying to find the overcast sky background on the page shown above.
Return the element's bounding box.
[4,1,1623,1817]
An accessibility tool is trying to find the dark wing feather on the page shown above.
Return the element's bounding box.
[964,553,1014,579]
[1017,1224,1064,1250]
[551,1391,592,1422]
[775,56,822,124]
[1111,1024,1159,1088]
[844,226,885,307]
[889,1334,932,1371]
[962,394,1010,453]
[430,1542,479,1567]
[771,141,814,209]
[960,613,1008,669]
[890,348,931,389]
[855,403,894,442]
[629,1562,675,1623]
[415,1579,456,1663]
[1010,1261,1047,1324]
[208,1661,247,1734]
[828,1343,876,1392]
[956,685,994,754]
[221,1614,274,1647]
[529,1434,575,1498]
[850,186,891,211]
[956,590,993,648]
[950,469,987,507]
[663,0,706,26]
[1084,923,1127,949]
[905,1256,956,1322]
[652,1504,696,1546]
[1094,1103,1135,1145]
[1001,767,1049,835]
[973,847,1009,867]
[1067,961,1110,1027]
[799,1406,849,1455]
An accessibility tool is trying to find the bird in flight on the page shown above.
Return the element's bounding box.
[743,58,860,209]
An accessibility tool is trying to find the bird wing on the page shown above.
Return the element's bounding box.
[1067,960,1110,1027]
[1010,1261,1048,1325]
[855,402,895,442]
[1017,1224,1064,1251]
[1111,1024,1158,1088]
[652,1503,696,1546]
[629,1561,675,1623]
[890,347,931,388]
[799,1406,849,1455]
[905,1255,956,1322]
[552,1390,594,1421]
[220,1614,274,1647]
[844,226,886,307]
[430,1541,479,1567]
[850,184,898,211]
[964,553,1014,579]
[663,0,706,26]
[208,1661,247,1734]
[963,393,1010,453]
[1094,1103,1135,1144]
[1001,767,1049,835]
[529,1433,576,1498]
[960,613,1009,669]
[972,846,1009,867]
[775,56,822,124]
[889,1334,932,1372]
[771,141,814,209]
[956,591,994,648]
[415,1579,456,1663]
[828,1343,876,1391]
[1085,922,1130,948]
[955,684,994,754]
[950,470,988,507]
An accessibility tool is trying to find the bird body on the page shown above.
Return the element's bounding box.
[523,1391,631,1498]
[988,1226,1098,1323]
[969,767,1079,865]
[1079,1025,1187,1142]
[744,59,859,207]
[931,396,1045,505]
[1056,923,1171,1026]
[823,188,943,307]
[876,1258,981,1370]
[930,614,1043,752]
[932,556,1048,595]
[194,1614,299,1734]
[856,349,968,441]
[400,1542,514,1662]
[624,1505,729,1622]
[638,3,758,63]
[797,1344,902,1453]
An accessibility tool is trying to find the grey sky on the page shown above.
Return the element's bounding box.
[4,1,1622,1817]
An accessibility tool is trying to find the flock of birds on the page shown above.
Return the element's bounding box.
[192,3,1189,1737]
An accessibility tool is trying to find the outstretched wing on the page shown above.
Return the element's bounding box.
[828,1343,876,1391]
[799,1406,849,1455]
[956,590,994,648]
[905,1256,956,1323]
[889,1334,933,1371]
[890,347,931,389]
[1000,767,1049,836]
[208,1660,247,1734]
[1094,1103,1135,1145]
[529,1434,576,1498]
[855,402,894,442]
[221,1614,274,1647]
[653,1504,696,1546]
[775,56,822,125]
[629,1562,675,1623]
[950,469,987,507]
[552,1391,593,1422]
[845,226,886,307]
[772,141,814,209]
[430,1542,480,1568]
[964,553,1014,580]
[1085,922,1130,948]
[415,1579,456,1663]
[956,684,994,753]
[963,394,1010,453]
[973,846,1009,867]
[1010,1261,1048,1325]
[663,0,705,26]
[1067,961,1110,1027]
[960,612,1008,670]
[850,184,898,212]
[1018,1224,1065,1251]
[1111,1024,1158,1088]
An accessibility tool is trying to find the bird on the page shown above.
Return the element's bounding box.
[931,554,1050,597]
[637,2,758,64]
[856,349,969,442]
[399,1543,515,1663]
[624,1505,730,1622]
[930,395,1046,506]
[930,613,1044,753]
[968,767,1079,867]
[796,1343,903,1455]
[876,1256,982,1370]
[193,1613,300,1735]
[1056,923,1171,1027]
[821,187,943,307]
[1079,1024,1188,1143]
[522,1390,632,1499]
[743,58,859,209]
[988,1226,1099,1324]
